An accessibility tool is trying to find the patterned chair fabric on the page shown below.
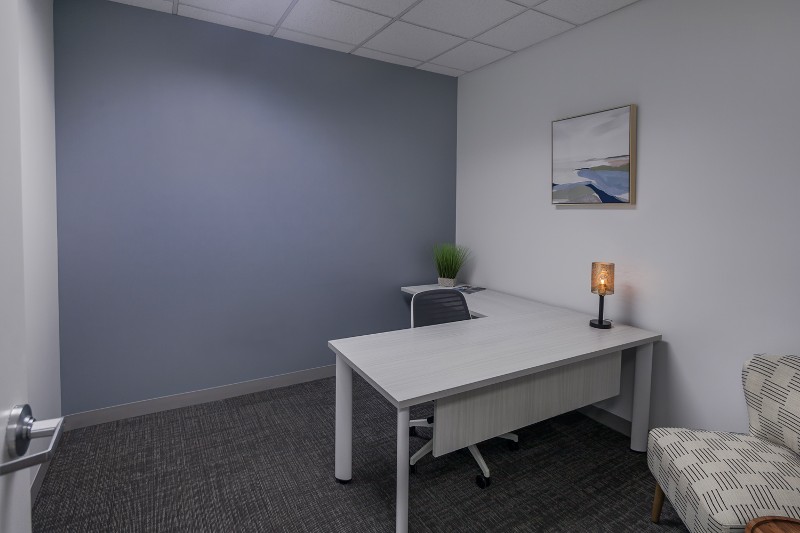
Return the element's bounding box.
[648,428,800,533]
[647,355,800,533]
[742,355,800,455]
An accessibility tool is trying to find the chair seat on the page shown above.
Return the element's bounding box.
[648,427,800,533]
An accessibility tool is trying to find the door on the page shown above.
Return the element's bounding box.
[0,0,34,531]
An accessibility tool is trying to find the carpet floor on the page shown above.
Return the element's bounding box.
[33,376,688,532]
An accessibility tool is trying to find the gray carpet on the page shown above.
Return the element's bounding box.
[33,376,688,532]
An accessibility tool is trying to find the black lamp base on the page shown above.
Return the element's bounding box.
[590,319,612,329]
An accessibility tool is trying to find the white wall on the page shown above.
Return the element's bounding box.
[19,0,60,488]
[456,0,800,432]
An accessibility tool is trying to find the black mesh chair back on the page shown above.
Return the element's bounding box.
[411,289,471,328]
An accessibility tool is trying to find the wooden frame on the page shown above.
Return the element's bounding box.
[552,104,637,205]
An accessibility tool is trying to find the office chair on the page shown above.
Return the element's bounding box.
[408,288,519,489]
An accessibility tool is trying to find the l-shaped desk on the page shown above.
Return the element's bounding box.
[328,285,661,533]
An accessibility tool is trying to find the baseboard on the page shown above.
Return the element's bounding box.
[64,365,336,431]
[579,405,632,437]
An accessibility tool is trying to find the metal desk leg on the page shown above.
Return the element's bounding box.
[396,407,410,533]
[335,355,352,483]
[630,342,654,452]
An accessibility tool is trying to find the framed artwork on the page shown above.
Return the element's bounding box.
[552,104,637,205]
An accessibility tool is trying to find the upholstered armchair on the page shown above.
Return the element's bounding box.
[648,355,800,533]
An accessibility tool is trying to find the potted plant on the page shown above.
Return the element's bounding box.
[433,243,470,287]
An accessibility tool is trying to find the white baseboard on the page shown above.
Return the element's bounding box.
[63,364,336,431]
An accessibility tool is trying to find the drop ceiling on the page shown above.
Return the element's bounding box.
[110,0,641,76]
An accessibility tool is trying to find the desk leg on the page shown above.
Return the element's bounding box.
[630,342,654,452]
[335,355,352,483]
[396,407,410,533]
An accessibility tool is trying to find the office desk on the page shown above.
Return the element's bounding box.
[329,285,661,533]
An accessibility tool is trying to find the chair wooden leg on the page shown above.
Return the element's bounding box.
[651,482,665,523]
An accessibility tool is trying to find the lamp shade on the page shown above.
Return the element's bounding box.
[591,262,615,296]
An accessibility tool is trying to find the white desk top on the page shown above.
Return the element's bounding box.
[400,284,552,318]
[329,287,660,409]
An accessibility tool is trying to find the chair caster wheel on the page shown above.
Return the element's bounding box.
[475,474,491,489]
[409,464,417,475]
[409,426,417,437]
[508,440,520,451]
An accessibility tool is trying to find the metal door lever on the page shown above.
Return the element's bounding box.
[0,404,63,475]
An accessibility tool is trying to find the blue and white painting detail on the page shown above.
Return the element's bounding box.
[552,106,632,204]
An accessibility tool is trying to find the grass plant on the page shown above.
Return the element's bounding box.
[433,243,470,279]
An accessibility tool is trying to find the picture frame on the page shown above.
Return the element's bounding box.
[551,104,637,205]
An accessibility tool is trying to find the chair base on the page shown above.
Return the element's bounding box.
[409,425,519,486]
[410,440,432,467]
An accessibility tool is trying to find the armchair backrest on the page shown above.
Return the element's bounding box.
[742,354,800,454]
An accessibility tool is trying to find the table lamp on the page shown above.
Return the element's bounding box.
[590,262,614,329]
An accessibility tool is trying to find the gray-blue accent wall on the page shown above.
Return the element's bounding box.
[54,0,457,414]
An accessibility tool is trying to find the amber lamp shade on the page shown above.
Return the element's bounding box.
[591,262,615,296]
[590,262,614,329]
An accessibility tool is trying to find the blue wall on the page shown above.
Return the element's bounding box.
[54,0,457,414]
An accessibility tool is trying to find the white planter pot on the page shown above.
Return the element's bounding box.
[438,277,456,287]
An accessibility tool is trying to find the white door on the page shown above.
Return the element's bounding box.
[0,0,34,531]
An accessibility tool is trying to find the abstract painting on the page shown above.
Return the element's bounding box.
[552,105,637,205]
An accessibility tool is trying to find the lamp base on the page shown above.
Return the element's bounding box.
[590,319,612,329]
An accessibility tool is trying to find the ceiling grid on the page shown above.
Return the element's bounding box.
[110,0,641,76]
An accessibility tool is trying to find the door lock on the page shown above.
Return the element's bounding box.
[0,404,63,475]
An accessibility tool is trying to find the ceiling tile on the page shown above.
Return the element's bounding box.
[178,5,274,35]
[353,48,422,67]
[534,0,639,25]
[417,63,464,77]
[281,0,391,45]
[363,21,463,61]
[476,10,573,51]
[180,0,294,26]
[337,0,420,18]
[273,28,355,52]
[432,41,511,71]
[402,0,524,38]
[109,0,173,13]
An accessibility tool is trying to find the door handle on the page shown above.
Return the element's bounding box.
[0,404,63,476]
